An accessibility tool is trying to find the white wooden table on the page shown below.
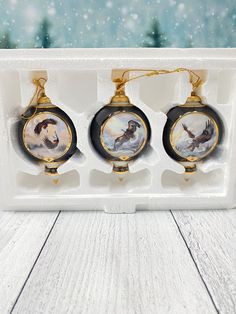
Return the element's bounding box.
[0,210,235,314]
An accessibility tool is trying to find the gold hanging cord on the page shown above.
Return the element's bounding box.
[114,68,202,94]
[21,78,47,119]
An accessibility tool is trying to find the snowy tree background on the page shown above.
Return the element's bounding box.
[0,0,235,48]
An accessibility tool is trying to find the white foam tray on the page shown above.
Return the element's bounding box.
[0,48,236,212]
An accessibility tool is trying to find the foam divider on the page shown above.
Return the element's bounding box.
[0,49,236,212]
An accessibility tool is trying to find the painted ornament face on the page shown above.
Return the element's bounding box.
[100,111,148,159]
[23,112,72,162]
[170,112,219,161]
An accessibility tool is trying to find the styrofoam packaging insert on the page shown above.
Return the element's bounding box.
[0,48,236,213]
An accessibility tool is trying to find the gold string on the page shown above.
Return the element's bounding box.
[21,78,47,119]
[114,68,202,93]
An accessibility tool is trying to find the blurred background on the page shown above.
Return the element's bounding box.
[0,0,235,49]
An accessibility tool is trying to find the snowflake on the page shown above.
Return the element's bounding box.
[106,1,113,8]
[132,13,138,20]
[121,6,128,15]
[48,7,56,16]
[178,3,185,12]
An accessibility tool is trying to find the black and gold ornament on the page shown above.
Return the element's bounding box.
[18,78,77,179]
[90,70,151,173]
[163,70,224,173]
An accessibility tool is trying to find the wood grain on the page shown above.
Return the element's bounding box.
[0,211,58,314]
[172,210,236,314]
[12,212,216,314]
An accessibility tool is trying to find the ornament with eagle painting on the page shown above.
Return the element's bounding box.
[90,104,151,163]
[100,111,148,159]
[22,112,73,162]
[170,112,219,161]
[18,106,77,164]
[163,97,223,164]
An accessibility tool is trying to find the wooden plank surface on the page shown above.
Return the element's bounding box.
[172,210,236,314]
[12,212,216,314]
[0,211,59,314]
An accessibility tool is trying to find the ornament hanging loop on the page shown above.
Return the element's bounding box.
[176,68,202,91]
[20,78,48,120]
[114,67,203,94]
[33,77,47,95]
[110,70,131,105]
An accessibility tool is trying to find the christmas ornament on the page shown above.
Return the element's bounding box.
[163,70,223,173]
[90,70,151,173]
[18,78,77,179]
